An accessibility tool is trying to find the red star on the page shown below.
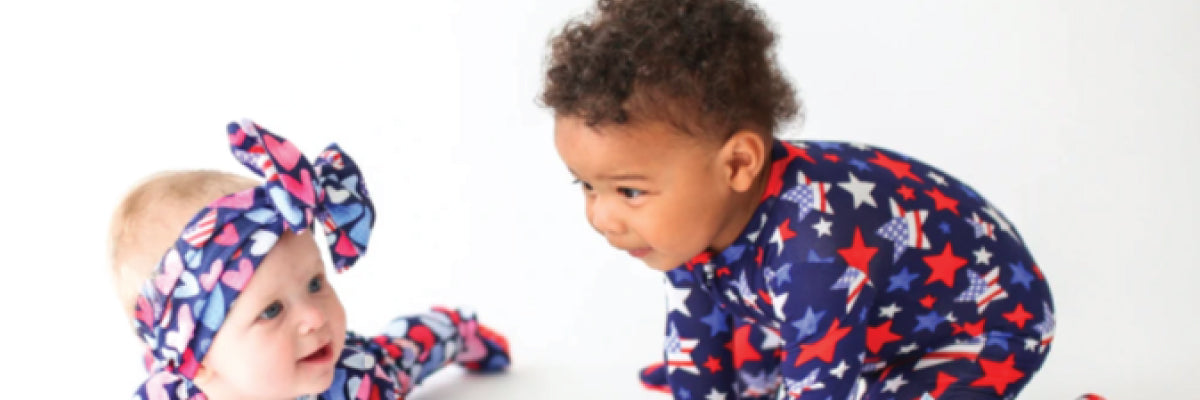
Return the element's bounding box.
[837,228,879,275]
[823,153,840,163]
[1003,303,1033,329]
[761,145,813,200]
[971,355,1026,395]
[925,187,960,216]
[924,243,967,287]
[759,289,773,305]
[866,320,902,353]
[686,252,711,270]
[732,325,762,369]
[1032,264,1045,280]
[869,151,923,183]
[952,319,987,337]
[716,266,732,277]
[755,247,764,265]
[920,294,937,308]
[779,218,797,241]
[931,371,959,398]
[794,319,852,366]
[897,185,916,200]
[703,356,723,374]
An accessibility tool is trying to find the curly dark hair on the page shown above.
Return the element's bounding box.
[541,0,800,140]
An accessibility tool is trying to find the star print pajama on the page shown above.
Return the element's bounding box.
[647,140,1054,399]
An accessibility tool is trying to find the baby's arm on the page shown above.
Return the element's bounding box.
[774,256,872,399]
[662,275,738,398]
[324,307,510,399]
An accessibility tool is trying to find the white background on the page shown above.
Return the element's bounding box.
[1,1,1196,398]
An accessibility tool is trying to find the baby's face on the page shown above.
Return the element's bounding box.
[199,231,347,398]
[555,116,739,271]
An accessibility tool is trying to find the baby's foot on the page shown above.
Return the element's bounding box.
[460,324,510,373]
[435,306,511,373]
[639,362,669,392]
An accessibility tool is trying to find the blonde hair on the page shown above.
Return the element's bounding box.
[108,170,258,322]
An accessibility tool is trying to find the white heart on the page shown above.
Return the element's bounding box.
[249,230,278,256]
[326,186,352,203]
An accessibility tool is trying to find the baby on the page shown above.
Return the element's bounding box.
[110,120,510,399]
[542,0,1053,398]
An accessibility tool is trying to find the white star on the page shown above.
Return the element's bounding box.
[849,142,872,151]
[665,284,693,317]
[973,246,993,265]
[899,342,919,354]
[705,388,727,400]
[944,312,957,323]
[1025,338,1039,351]
[927,171,948,186]
[837,172,877,209]
[829,360,849,379]
[760,326,785,350]
[771,291,789,320]
[882,374,908,393]
[878,303,902,319]
[812,217,833,237]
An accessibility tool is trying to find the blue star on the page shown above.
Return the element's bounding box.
[858,305,868,323]
[914,311,944,333]
[814,142,843,151]
[700,306,729,337]
[887,267,919,293]
[669,268,693,284]
[722,244,747,263]
[678,388,691,400]
[792,307,827,341]
[848,158,872,172]
[771,263,793,287]
[1009,262,1035,290]
[939,222,951,234]
[986,331,1013,351]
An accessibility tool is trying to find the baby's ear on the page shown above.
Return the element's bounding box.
[720,130,768,192]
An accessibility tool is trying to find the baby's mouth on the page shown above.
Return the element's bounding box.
[299,343,333,363]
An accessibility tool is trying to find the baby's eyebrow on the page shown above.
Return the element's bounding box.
[599,173,648,181]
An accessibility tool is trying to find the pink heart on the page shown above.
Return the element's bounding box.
[334,232,359,257]
[135,295,154,328]
[280,168,316,207]
[154,249,185,295]
[199,259,224,291]
[214,224,240,246]
[263,134,301,171]
[221,258,254,291]
[210,189,254,209]
[229,124,246,147]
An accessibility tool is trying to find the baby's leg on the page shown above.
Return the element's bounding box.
[372,307,511,385]
[859,333,1048,399]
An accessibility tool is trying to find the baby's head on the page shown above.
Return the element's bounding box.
[113,121,373,399]
[111,170,347,398]
[542,0,799,270]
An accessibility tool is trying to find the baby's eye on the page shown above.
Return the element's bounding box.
[573,179,594,191]
[618,187,645,199]
[308,275,323,294]
[259,301,283,320]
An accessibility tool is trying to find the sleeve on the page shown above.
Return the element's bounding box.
[322,307,511,399]
[774,228,878,399]
[663,271,738,399]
